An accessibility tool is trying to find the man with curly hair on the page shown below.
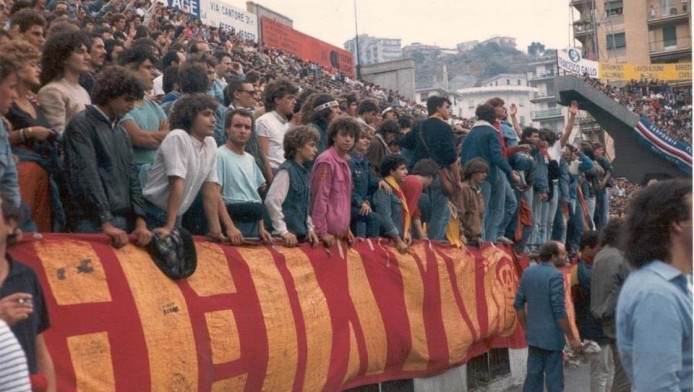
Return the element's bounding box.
[37,31,91,134]
[63,66,152,249]
[142,94,241,244]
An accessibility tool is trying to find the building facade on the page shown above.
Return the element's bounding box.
[527,56,567,133]
[344,35,402,66]
[571,0,691,64]
[456,80,537,126]
[415,87,465,118]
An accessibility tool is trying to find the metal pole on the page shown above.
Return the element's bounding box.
[353,0,361,79]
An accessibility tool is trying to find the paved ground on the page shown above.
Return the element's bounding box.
[503,362,590,392]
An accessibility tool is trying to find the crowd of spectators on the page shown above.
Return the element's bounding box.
[582,75,692,145]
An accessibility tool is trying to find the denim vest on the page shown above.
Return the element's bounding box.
[279,159,310,238]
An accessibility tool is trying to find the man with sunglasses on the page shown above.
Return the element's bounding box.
[224,80,266,180]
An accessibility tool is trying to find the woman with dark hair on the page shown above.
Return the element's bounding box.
[3,40,62,232]
[300,93,341,154]
[37,30,91,134]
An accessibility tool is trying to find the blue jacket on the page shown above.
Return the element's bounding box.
[349,152,380,209]
[461,121,512,182]
[373,188,404,239]
[0,121,20,207]
[514,262,568,351]
[533,150,549,193]
[558,158,570,204]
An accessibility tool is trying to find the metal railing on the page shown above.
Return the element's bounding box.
[532,108,563,119]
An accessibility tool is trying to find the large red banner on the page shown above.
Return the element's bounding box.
[261,16,355,78]
[9,235,526,391]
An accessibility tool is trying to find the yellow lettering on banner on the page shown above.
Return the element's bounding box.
[347,249,388,376]
[211,374,248,392]
[67,332,115,392]
[115,246,197,392]
[481,247,517,338]
[342,321,360,384]
[439,247,480,337]
[393,249,429,371]
[279,247,332,391]
[237,247,298,392]
[205,310,241,364]
[188,242,236,296]
[435,249,474,363]
[34,240,112,305]
[599,62,693,81]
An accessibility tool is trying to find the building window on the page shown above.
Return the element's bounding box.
[605,0,623,16]
[520,116,526,124]
[421,92,429,100]
[517,79,521,85]
[507,79,510,85]
[663,26,677,48]
[607,32,626,49]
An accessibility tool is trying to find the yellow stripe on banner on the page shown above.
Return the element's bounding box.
[205,310,241,364]
[346,249,388,376]
[67,332,115,392]
[440,247,480,339]
[34,240,112,305]
[342,321,360,385]
[237,247,298,392]
[279,247,333,392]
[211,374,247,392]
[436,249,474,364]
[393,249,429,372]
[188,242,236,297]
[482,247,517,338]
[115,245,198,392]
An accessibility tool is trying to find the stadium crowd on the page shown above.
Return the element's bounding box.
[583,75,693,145]
[0,0,688,390]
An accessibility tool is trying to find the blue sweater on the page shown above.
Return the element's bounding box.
[461,121,512,181]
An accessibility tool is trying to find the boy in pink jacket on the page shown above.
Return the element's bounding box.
[310,116,360,248]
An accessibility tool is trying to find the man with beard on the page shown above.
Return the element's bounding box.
[79,32,107,94]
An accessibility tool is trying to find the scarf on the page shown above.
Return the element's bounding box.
[384,175,411,240]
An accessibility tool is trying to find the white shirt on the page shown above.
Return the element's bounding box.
[152,74,164,96]
[0,319,31,392]
[255,111,290,170]
[143,130,218,215]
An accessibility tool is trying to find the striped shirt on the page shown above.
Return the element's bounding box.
[0,319,31,392]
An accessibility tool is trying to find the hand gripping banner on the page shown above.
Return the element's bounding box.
[9,235,527,391]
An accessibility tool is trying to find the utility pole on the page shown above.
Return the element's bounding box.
[353,0,361,80]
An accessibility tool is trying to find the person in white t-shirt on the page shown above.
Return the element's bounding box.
[255,79,298,183]
[215,109,272,242]
[142,93,242,244]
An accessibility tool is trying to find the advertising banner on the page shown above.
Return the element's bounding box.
[166,0,200,19]
[11,236,527,390]
[261,16,355,77]
[199,0,258,42]
[558,47,600,78]
[559,48,692,82]
[634,116,692,175]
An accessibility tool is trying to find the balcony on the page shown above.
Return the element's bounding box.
[532,108,563,120]
[573,20,594,38]
[529,72,556,83]
[649,39,692,62]
[647,6,690,27]
[530,92,556,103]
[570,0,592,10]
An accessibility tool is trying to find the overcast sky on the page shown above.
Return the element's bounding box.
[253,0,575,52]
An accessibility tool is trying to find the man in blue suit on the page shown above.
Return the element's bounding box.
[514,241,582,391]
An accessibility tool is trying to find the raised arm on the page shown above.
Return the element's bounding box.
[560,100,578,147]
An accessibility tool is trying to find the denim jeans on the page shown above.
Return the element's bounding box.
[586,195,596,230]
[552,200,570,243]
[546,181,559,243]
[594,188,609,231]
[481,170,504,242]
[567,199,584,254]
[498,176,517,240]
[145,200,181,230]
[351,207,379,238]
[523,346,564,392]
[427,176,450,241]
[530,191,549,248]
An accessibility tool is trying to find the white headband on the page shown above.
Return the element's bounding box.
[313,100,339,112]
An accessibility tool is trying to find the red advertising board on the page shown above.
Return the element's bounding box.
[261,16,355,77]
